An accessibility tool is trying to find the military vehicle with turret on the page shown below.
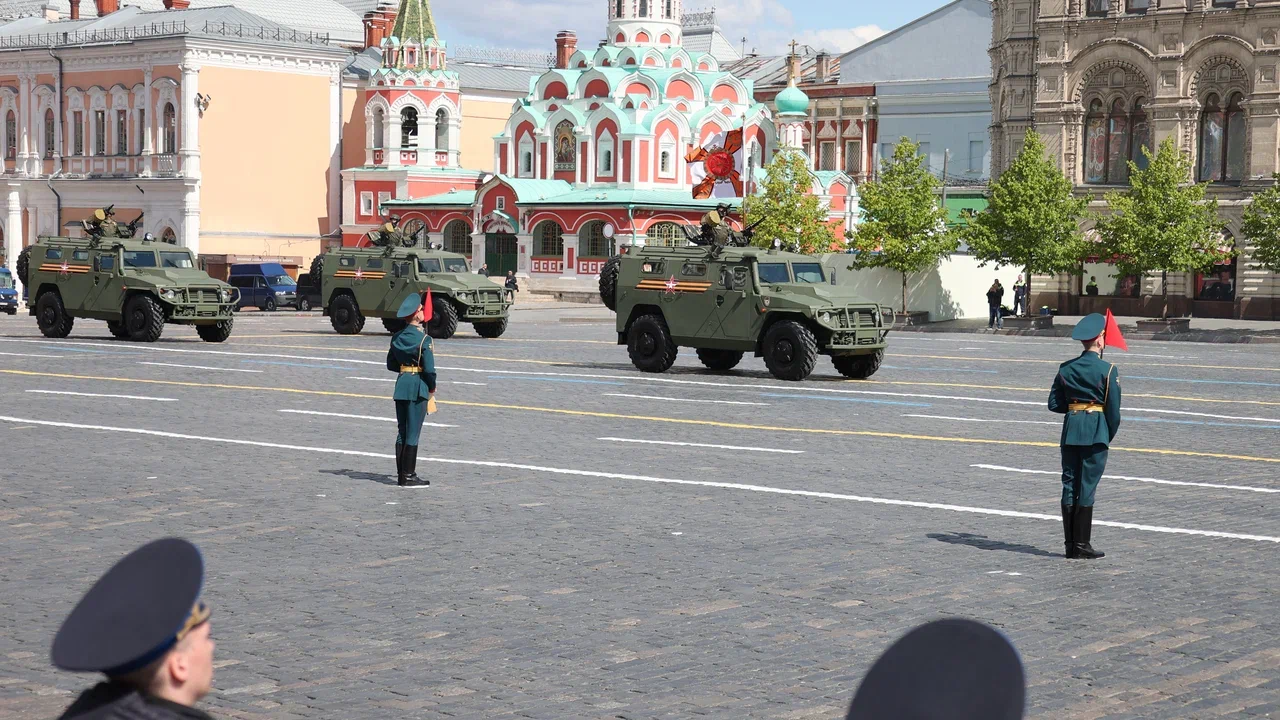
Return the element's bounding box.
[598,216,891,381]
[312,221,512,338]
[17,232,238,342]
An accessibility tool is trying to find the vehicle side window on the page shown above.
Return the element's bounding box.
[45,248,62,260]
[96,255,115,272]
[366,258,384,269]
[254,277,266,289]
[394,261,412,277]
[758,263,790,284]
[418,258,442,274]
[72,250,89,261]
[641,260,664,274]
[338,256,355,267]
[681,262,706,277]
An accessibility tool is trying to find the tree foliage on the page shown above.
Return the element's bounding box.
[1242,173,1280,273]
[1093,136,1227,312]
[741,148,838,254]
[846,137,957,312]
[964,129,1089,309]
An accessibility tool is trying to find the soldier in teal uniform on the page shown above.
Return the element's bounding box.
[1048,313,1121,559]
[387,294,436,487]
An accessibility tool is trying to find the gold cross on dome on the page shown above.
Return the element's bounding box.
[788,39,799,57]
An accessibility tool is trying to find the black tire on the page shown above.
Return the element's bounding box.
[261,296,277,312]
[196,319,234,343]
[106,320,129,339]
[426,294,458,339]
[16,246,31,287]
[696,348,743,371]
[329,294,364,335]
[35,291,74,338]
[309,254,324,282]
[627,313,677,373]
[382,317,406,334]
[473,317,508,338]
[124,294,165,342]
[762,320,818,381]
[297,297,312,312]
[833,349,884,380]
[598,255,621,311]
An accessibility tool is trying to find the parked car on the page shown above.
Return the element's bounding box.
[0,267,18,314]
[227,262,297,312]
[295,272,322,312]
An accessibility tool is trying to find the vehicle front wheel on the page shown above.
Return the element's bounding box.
[262,296,277,312]
[106,320,129,339]
[696,348,743,371]
[426,295,458,339]
[627,314,677,373]
[833,349,883,379]
[124,294,165,342]
[297,297,312,312]
[36,291,74,338]
[762,320,818,381]
[196,319,234,343]
[382,317,406,334]
[473,317,508,338]
[329,294,364,335]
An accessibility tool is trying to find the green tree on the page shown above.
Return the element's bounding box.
[1242,173,1280,273]
[1094,136,1228,318]
[742,148,838,254]
[964,129,1090,316]
[847,137,957,313]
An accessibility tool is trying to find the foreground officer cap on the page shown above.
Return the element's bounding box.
[51,538,209,676]
[397,293,423,319]
[846,618,1025,720]
[1071,312,1107,342]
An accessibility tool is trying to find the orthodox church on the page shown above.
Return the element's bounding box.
[340,0,854,287]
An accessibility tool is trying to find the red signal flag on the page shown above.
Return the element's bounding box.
[1104,309,1128,352]
[422,288,433,323]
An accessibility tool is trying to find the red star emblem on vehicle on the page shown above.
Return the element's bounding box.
[664,275,679,295]
[58,260,70,277]
[354,267,364,280]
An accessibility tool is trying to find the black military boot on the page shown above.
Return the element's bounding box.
[1062,504,1077,559]
[395,442,409,486]
[401,445,428,487]
[1074,506,1105,559]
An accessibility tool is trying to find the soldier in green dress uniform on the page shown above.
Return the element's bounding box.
[387,293,436,487]
[1048,313,1121,559]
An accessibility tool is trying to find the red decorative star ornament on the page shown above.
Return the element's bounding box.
[664,275,679,295]
[686,128,744,200]
[354,267,364,281]
[58,260,70,277]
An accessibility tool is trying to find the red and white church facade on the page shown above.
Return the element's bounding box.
[340,0,855,286]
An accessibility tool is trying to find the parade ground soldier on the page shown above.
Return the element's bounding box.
[51,537,218,720]
[387,293,437,487]
[1048,313,1121,559]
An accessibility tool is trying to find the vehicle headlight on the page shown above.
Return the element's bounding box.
[275,290,287,296]
[161,289,176,301]
[219,289,231,303]
[821,312,832,324]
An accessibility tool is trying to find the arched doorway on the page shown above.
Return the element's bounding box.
[1193,230,1237,318]
[532,220,564,274]
[483,216,518,277]
[161,227,177,245]
[442,219,471,256]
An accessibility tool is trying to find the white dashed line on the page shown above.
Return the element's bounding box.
[25,390,177,402]
[603,393,770,406]
[138,362,264,373]
[905,414,1059,426]
[278,409,456,428]
[0,351,63,358]
[972,464,1280,495]
[597,437,803,454]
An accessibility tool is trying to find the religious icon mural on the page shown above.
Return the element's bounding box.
[554,120,576,171]
[1084,101,1107,184]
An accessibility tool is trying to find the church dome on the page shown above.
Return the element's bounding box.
[774,79,809,116]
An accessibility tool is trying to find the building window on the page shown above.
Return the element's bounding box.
[360,192,374,216]
[665,0,672,17]
[44,109,55,158]
[535,221,564,256]
[598,132,614,175]
[819,141,836,171]
[116,110,128,155]
[580,221,614,257]
[496,196,505,210]
[969,140,984,173]
[616,0,623,16]
[161,227,177,245]
[401,107,418,148]
[74,111,85,155]
[138,108,145,153]
[1212,0,1236,6]
[645,221,684,247]
[434,108,448,151]
[1086,0,1107,15]
[1126,0,1149,13]
[1083,97,1149,185]
[4,111,14,160]
[372,107,384,149]
[844,140,861,175]
[1196,232,1236,300]
[1130,97,1151,172]
[93,110,106,156]
[518,134,534,177]
[1199,93,1245,183]
[639,0,648,16]
[162,102,176,154]
[443,219,472,255]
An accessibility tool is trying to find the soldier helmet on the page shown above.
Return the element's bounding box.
[389,215,401,225]
[93,209,106,222]
[715,202,731,214]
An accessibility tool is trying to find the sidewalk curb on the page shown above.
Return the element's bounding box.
[891,324,1280,344]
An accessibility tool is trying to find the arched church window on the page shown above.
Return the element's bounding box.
[4,111,14,160]
[521,151,533,174]
[44,109,55,158]
[645,221,684,247]
[1106,98,1128,184]
[665,0,672,17]
[534,221,564,256]
[161,227,177,245]
[443,219,472,255]
[598,132,614,175]
[659,150,671,175]
[401,107,418,148]
[372,107,384,149]
[435,108,448,151]
[616,0,623,16]
[1083,98,1142,185]
[553,120,576,171]
[1197,93,1247,183]
[579,220,614,258]
[162,102,176,154]
[1130,97,1151,172]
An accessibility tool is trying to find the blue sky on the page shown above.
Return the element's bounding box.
[433,0,959,55]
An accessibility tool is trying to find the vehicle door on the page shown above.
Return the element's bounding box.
[705,260,760,341]
[85,249,123,314]
[228,276,254,308]
[56,248,94,309]
[384,258,417,315]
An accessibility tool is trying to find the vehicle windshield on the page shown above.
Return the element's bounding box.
[267,274,296,286]
[758,263,790,284]
[0,274,13,289]
[159,252,194,269]
[443,258,468,273]
[418,258,442,274]
[792,263,825,283]
[123,251,157,268]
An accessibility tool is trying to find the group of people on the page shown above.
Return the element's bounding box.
[986,274,1030,329]
[476,263,520,298]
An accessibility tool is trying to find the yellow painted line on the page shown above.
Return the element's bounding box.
[2,368,1278,464]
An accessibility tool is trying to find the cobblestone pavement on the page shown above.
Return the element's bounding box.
[0,308,1278,719]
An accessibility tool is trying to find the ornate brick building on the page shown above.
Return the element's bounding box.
[990,0,1280,319]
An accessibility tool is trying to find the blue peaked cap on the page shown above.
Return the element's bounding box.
[397,294,423,319]
[1071,313,1106,341]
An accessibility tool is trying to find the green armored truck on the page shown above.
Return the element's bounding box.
[598,226,891,381]
[18,233,238,342]
[312,231,512,339]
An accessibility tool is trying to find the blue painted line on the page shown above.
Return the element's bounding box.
[487,375,626,386]
[881,365,997,374]
[1127,375,1280,388]
[760,393,932,407]
[243,360,359,371]
[1128,417,1280,430]
[41,345,142,356]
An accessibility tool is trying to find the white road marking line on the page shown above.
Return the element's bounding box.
[1128,407,1280,424]
[0,351,63,358]
[278,409,455,428]
[25,390,177,402]
[0,338,383,365]
[972,463,1280,495]
[904,414,1059,426]
[0,413,1273,544]
[597,437,803,454]
[139,362,264,373]
[451,381,487,386]
[603,393,770,406]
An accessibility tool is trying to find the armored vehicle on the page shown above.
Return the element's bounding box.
[599,234,891,381]
[17,233,238,342]
[312,243,512,339]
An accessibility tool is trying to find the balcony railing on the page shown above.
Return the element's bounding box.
[0,20,330,51]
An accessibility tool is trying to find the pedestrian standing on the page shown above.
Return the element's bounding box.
[476,263,488,276]
[51,537,218,720]
[504,270,519,300]
[1048,313,1121,559]
[1012,274,1027,316]
[986,278,1004,329]
[387,293,436,487]
[1086,276,1099,296]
